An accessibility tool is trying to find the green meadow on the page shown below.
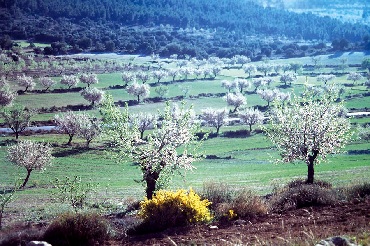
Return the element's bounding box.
[1,52,369,218]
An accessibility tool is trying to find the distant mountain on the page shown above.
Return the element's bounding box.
[0,0,369,58]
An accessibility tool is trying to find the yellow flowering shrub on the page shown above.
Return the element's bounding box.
[227,209,237,220]
[138,188,212,230]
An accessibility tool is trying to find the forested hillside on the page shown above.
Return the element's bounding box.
[0,0,369,58]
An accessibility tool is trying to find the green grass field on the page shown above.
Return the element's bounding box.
[1,52,369,221]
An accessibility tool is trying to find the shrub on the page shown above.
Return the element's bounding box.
[226,189,267,219]
[51,176,97,212]
[201,182,267,221]
[270,180,338,212]
[345,182,370,200]
[0,227,43,246]
[43,212,110,246]
[137,188,212,232]
[223,129,250,138]
[287,179,332,189]
[201,182,236,209]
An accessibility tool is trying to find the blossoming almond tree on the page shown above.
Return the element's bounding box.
[80,87,105,106]
[17,74,35,92]
[126,82,150,103]
[239,108,264,132]
[79,73,99,88]
[54,111,85,145]
[224,92,247,113]
[60,75,79,89]
[264,88,352,184]
[7,140,53,189]
[39,77,56,91]
[0,78,16,106]
[201,108,228,135]
[129,112,157,139]
[100,96,203,199]
[0,104,33,139]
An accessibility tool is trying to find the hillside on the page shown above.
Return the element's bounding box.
[0,0,369,58]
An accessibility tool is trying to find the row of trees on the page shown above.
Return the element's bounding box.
[13,73,99,92]
[2,84,356,202]
[0,49,131,78]
[0,73,105,108]
[97,85,353,198]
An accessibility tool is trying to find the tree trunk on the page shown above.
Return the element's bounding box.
[306,149,319,184]
[67,134,73,145]
[20,169,32,189]
[145,171,159,199]
[86,139,91,148]
[137,95,140,103]
[307,161,314,184]
[0,208,3,230]
[249,124,252,132]
[15,131,19,139]
[216,126,220,135]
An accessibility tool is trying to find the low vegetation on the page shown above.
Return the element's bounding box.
[43,212,110,246]
[0,38,369,244]
[136,188,212,233]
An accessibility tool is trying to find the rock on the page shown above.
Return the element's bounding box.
[233,219,247,225]
[26,241,52,246]
[209,225,218,230]
[315,236,357,246]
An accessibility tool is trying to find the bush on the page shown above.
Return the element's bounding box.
[345,182,370,200]
[0,227,43,246]
[136,188,212,232]
[215,190,268,221]
[223,129,250,138]
[270,180,337,212]
[287,179,332,189]
[201,182,236,209]
[201,182,267,221]
[43,212,110,246]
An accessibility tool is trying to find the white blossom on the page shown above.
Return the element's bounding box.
[39,77,56,91]
[243,64,257,78]
[316,74,336,85]
[201,108,228,135]
[264,89,352,183]
[224,92,247,112]
[126,82,150,103]
[100,97,202,199]
[17,74,35,92]
[280,73,297,86]
[7,140,53,188]
[80,87,105,106]
[60,75,79,89]
[347,72,363,85]
[233,78,251,93]
[239,108,264,131]
[79,73,98,87]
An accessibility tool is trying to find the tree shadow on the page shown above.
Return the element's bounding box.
[347,150,370,155]
[328,52,344,59]
[0,139,17,146]
[0,187,16,195]
[52,147,91,157]
[277,84,292,89]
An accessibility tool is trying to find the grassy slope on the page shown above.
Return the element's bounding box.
[0,52,369,220]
